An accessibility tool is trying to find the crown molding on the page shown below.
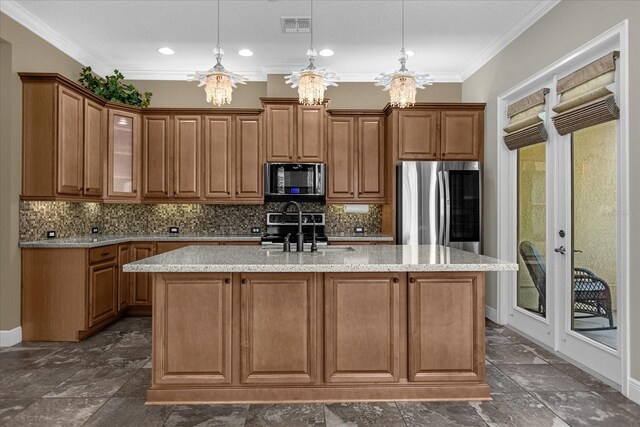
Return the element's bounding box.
[459,0,560,81]
[0,0,111,76]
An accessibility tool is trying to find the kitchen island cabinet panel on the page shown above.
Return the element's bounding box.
[324,273,401,383]
[240,273,317,384]
[154,274,232,385]
[408,273,484,383]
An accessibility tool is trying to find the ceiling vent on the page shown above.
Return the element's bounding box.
[281,16,311,33]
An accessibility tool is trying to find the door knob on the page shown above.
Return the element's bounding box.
[554,246,566,255]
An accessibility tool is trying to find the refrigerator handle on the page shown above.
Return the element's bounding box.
[444,171,451,246]
[438,171,445,245]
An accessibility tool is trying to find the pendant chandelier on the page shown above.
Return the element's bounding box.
[285,0,338,105]
[189,0,247,106]
[375,0,432,108]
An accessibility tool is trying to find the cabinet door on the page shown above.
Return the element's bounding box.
[117,244,131,312]
[174,115,201,198]
[265,104,295,162]
[83,99,105,197]
[324,273,400,383]
[297,105,324,162]
[357,116,385,201]
[408,273,484,383]
[397,110,439,160]
[327,116,355,200]
[240,273,316,384]
[57,85,84,195]
[235,116,263,200]
[204,116,234,200]
[143,115,172,198]
[107,109,139,199]
[88,260,118,327]
[440,110,483,160]
[130,243,154,306]
[154,274,232,385]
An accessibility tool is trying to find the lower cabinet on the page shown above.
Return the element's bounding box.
[88,260,118,328]
[117,244,131,312]
[240,273,317,384]
[407,273,484,382]
[130,243,155,309]
[153,273,232,385]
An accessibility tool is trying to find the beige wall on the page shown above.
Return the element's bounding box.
[461,1,640,380]
[132,75,461,109]
[0,14,85,331]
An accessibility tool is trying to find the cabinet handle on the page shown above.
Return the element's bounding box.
[133,189,137,194]
[101,252,110,256]
[393,277,399,283]
[241,278,247,285]
[409,277,416,283]
[224,278,230,284]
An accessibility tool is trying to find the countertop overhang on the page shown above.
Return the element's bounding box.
[123,244,518,273]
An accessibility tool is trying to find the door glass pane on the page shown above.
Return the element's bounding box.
[448,170,481,242]
[517,144,546,317]
[113,115,133,193]
[571,121,617,348]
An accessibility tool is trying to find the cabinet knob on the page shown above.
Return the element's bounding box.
[241,278,247,285]
[409,277,416,283]
[133,189,137,194]
[224,278,230,284]
[393,277,399,283]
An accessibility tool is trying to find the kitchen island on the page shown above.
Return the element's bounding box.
[124,244,517,404]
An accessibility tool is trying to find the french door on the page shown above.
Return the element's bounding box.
[509,117,622,384]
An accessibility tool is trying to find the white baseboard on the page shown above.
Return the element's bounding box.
[0,326,22,347]
[485,305,499,324]
[628,377,640,405]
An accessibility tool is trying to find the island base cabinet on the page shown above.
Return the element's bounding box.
[152,274,232,386]
[408,273,485,383]
[148,271,489,404]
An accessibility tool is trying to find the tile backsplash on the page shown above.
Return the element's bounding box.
[20,201,382,241]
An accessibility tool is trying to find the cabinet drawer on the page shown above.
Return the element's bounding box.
[89,245,117,264]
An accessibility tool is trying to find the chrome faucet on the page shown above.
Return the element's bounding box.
[281,201,304,252]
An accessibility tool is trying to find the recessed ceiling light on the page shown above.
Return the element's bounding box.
[319,49,334,57]
[238,49,254,57]
[406,50,415,57]
[158,47,175,55]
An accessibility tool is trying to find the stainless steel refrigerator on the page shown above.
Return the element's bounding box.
[397,161,482,254]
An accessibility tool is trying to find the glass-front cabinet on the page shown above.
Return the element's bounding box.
[107,109,140,199]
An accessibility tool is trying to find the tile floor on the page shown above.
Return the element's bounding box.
[1,317,638,426]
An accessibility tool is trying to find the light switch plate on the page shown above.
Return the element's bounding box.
[169,227,179,234]
[354,226,365,234]
[46,230,56,238]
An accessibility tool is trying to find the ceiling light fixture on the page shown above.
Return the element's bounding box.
[238,49,254,57]
[319,49,334,57]
[375,0,432,108]
[189,0,247,106]
[158,47,175,55]
[285,0,338,105]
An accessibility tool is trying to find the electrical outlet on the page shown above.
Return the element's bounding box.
[169,227,179,234]
[354,226,365,234]
[91,227,99,234]
[251,227,261,234]
[46,230,56,238]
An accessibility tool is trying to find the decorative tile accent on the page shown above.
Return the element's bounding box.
[20,201,382,242]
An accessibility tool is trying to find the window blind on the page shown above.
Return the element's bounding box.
[503,88,549,150]
[552,51,619,135]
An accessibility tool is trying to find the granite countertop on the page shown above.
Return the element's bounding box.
[19,233,262,248]
[123,244,518,273]
[326,233,394,242]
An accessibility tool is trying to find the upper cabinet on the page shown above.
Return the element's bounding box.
[263,99,325,163]
[107,108,140,200]
[235,115,264,201]
[203,115,234,200]
[21,75,106,201]
[174,116,202,199]
[327,113,385,204]
[142,115,172,199]
[388,104,485,162]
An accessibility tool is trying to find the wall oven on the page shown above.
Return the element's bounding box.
[264,163,326,202]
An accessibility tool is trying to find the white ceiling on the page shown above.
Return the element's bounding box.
[1,0,559,82]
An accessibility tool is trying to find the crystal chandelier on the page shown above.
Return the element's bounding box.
[285,0,338,105]
[189,0,247,106]
[375,0,432,108]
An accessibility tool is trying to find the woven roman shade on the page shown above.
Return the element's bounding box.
[503,88,549,150]
[552,51,620,135]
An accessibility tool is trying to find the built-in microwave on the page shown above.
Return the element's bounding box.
[264,163,326,202]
